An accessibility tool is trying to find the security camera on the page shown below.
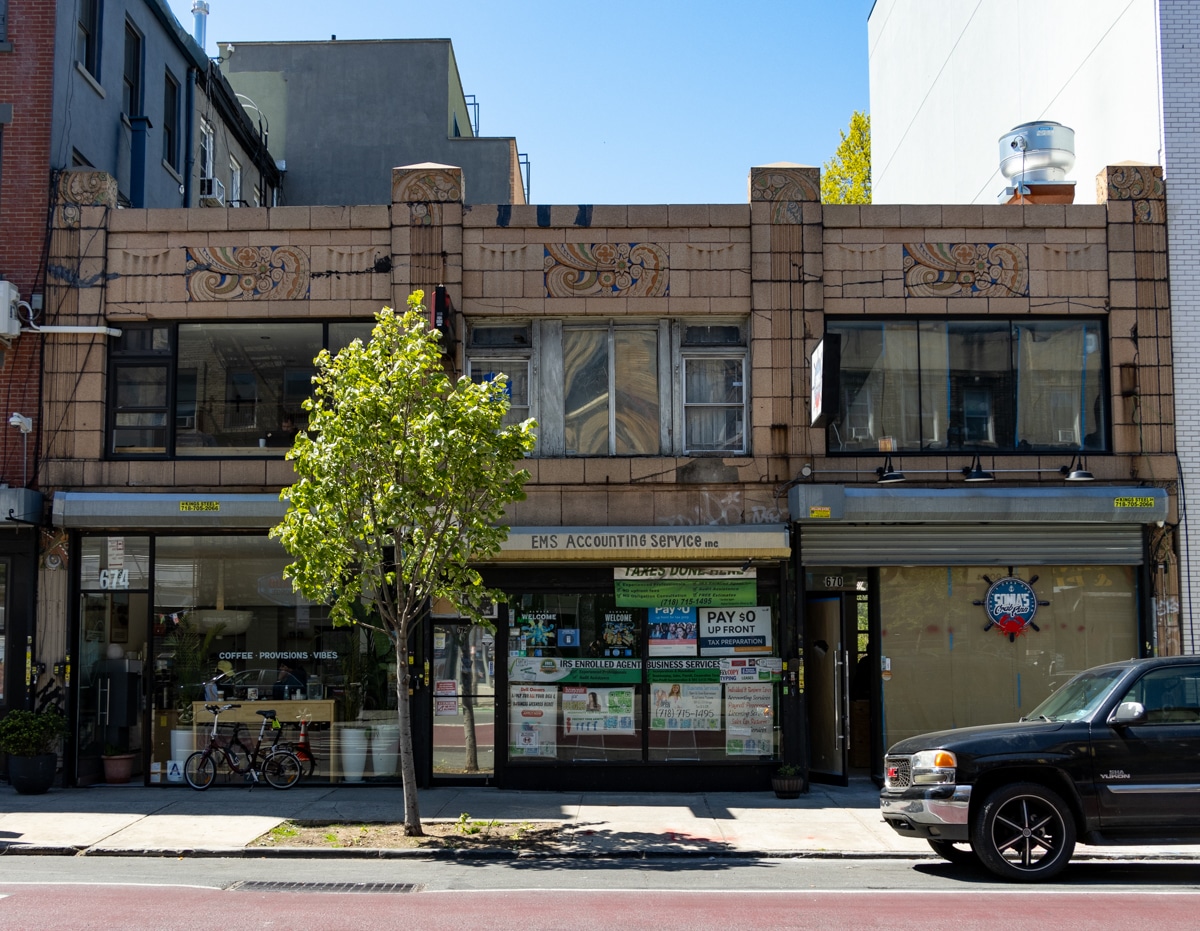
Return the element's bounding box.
[8,413,31,433]
[1011,135,1028,152]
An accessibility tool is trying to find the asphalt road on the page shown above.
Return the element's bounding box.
[1,856,1198,929]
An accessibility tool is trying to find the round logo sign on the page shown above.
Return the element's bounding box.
[984,577,1040,641]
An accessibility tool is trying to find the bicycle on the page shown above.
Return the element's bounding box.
[183,703,303,790]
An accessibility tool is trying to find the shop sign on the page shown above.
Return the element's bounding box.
[615,578,756,608]
[508,657,642,684]
[978,574,1049,642]
[698,606,772,656]
[646,658,723,682]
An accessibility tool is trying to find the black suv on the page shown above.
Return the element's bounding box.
[880,655,1200,880]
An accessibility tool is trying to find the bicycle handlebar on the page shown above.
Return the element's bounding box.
[203,703,242,713]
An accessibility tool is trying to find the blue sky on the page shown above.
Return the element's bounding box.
[166,1,873,204]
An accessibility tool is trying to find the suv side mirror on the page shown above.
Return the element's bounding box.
[1108,700,1146,726]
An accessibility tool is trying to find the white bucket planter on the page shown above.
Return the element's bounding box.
[339,727,369,783]
[370,723,400,777]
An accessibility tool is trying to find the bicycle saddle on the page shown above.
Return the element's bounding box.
[257,709,278,718]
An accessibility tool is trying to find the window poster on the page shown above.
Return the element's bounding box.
[648,607,697,656]
[601,611,636,656]
[719,656,782,683]
[724,682,774,756]
[561,686,635,735]
[649,682,722,730]
[516,611,557,655]
[698,606,772,656]
[509,684,558,757]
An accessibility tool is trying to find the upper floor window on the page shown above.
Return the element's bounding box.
[466,318,748,457]
[1,0,10,45]
[77,0,100,77]
[162,72,180,171]
[108,322,375,458]
[122,21,142,116]
[824,317,1108,455]
[229,155,242,206]
[199,120,214,181]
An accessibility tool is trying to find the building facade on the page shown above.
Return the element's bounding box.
[28,159,1179,790]
[868,0,1199,658]
[219,39,528,207]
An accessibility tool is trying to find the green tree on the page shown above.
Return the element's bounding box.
[821,110,871,204]
[271,291,536,834]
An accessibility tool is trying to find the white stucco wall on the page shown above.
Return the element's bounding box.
[869,0,1163,205]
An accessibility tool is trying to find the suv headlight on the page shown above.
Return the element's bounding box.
[911,749,957,785]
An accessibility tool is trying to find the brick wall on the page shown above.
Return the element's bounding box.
[1159,0,1200,654]
[0,0,55,488]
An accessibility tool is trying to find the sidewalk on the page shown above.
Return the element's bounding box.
[0,780,1195,860]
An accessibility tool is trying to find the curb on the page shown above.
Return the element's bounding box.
[4,843,1198,861]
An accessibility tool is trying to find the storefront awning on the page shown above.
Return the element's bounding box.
[486,525,791,563]
[788,484,1168,523]
[52,492,287,529]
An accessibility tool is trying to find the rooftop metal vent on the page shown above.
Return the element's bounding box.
[999,121,1075,185]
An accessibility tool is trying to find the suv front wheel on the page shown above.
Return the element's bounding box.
[971,782,1076,881]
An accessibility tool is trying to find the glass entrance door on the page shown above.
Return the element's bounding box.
[805,594,852,785]
[430,622,495,776]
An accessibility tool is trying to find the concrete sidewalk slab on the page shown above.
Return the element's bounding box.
[0,780,1197,861]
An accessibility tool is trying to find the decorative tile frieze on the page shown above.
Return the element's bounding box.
[749,166,820,224]
[544,243,669,297]
[903,243,1028,298]
[1099,165,1165,224]
[185,245,310,301]
[391,165,464,205]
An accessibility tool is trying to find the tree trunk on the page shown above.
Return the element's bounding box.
[395,634,423,836]
[452,626,479,772]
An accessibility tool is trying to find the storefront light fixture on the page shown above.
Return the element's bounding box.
[962,454,996,483]
[1060,454,1094,482]
[875,455,906,484]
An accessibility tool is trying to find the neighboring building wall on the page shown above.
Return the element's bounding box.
[50,0,206,207]
[0,0,54,486]
[221,40,524,207]
[868,0,1162,205]
[1160,0,1200,655]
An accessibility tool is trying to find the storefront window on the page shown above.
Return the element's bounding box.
[150,535,400,784]
[878,565,1138,746]
[504,580,782,765]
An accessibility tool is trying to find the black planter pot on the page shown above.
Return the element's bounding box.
[771,776,805,799]
[7,752,57,795]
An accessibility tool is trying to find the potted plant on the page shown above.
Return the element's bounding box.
[771,762,805,799]
[101,742,137,784]
[0,708,66,795]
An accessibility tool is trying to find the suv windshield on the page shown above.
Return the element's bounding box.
[1023,666,1126,722]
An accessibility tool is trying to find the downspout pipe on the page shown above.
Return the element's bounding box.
[184,67,197,206]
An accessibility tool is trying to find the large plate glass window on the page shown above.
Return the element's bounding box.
[826,317,1107,454]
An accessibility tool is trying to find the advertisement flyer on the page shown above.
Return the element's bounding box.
[509,685,558,757]
[718,656,781,682]
[561,686,635,735]
[724,682,774,756]
[648,606,697,656]
[698,606,773,655]
[601,611,637,656]
[434,679,458,716]
[649,682,722,730]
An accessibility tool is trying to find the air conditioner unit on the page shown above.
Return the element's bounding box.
[0,281,22,339]
[199,176,225,207]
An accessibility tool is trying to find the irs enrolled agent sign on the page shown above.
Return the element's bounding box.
[615,578,756,608]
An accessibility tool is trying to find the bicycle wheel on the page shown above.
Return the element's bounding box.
[184,750,217,790]
[262,750,302,789]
